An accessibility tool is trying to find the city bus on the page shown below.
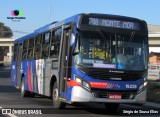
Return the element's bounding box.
[11,13,148,111]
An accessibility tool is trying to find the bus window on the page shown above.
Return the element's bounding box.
[42,46,49,58]
[23,40,28,50]
[43,32,50,44]
[29,38,35,48]
[27,38,35,59]
[51,31,55,43]
[35,35,42,46]
[55,29,62,42]
[34,35,42,59]
[41,32,50,58]
[14,44,18,53]
[34,47,41,59]
[28,49,34,59]
[13,44,18,61]
[50,44,59,57]
[22,50,27,59]
[22,40,28,60]
[13,53,17,61]
[51,28,62,43]
[50,28,62,58]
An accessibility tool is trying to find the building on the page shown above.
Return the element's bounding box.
[148,24,160,64]
[149,52,160,63]
[0,38,15,64]
[148,24,160,52]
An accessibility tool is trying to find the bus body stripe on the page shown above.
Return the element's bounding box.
[28,64,32,91]
[67,80,80,87]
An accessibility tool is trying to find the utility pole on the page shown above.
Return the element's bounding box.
[49,0,52,23]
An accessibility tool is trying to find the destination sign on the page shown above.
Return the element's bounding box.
[88,18,141,30]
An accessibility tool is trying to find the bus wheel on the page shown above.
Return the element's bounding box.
[52,82,66,109]
[30,92,35,97]
[21,77,29,97]
[104,103,119,113]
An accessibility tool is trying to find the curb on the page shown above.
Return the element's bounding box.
[144,102,160,108]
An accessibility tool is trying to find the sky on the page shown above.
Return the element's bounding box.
[0,0,160,39]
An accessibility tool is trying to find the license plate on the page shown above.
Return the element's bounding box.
[109,94,122,99]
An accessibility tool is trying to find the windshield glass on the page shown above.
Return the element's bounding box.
[74,30,148,71]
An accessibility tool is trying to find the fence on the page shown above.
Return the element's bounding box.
[148,63,160,80]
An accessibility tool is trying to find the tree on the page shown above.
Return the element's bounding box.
[0,22,13,38]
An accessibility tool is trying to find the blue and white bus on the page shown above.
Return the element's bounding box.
[11,13,148,111]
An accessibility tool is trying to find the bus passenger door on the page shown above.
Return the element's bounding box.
[59,27,72,98]
[16,44,22,86]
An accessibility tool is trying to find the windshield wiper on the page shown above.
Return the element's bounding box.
[124,31,135,50]
[98,30,109,47]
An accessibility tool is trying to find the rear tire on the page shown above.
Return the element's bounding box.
[104,103,119,113]
[52,82,66,109]
[21,77,29,97]
[29,92,35,97]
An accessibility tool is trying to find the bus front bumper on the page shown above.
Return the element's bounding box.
[71,86,147,104]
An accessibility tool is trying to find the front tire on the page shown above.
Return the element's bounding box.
[104,103,119,113]
[52,82,66,109]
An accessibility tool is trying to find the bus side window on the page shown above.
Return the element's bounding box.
[51,30,55,43]
[50,44,60,57]
[29,38,35,48]
[22,40,28,60]
[27,38,35,59]
[50,28,62,58]
[22,50,27,59]
[34,35,42,59]
[13,44,18,61]
[23,39,28,50]
[35,35,42,46]
[43,32,50,44]
[28,49,33,59]
[42,32,50,58]
[34,47,41,59]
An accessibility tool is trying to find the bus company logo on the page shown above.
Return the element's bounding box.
[2,109,11,114]
[11,10,22,16]
[7,9,26,22]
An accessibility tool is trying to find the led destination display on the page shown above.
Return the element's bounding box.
[80,15,143,30]
[88,18,140,30]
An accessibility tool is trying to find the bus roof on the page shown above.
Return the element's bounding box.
[14,14,81,43]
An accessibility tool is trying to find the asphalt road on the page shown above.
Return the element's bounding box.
[0,65,159,117]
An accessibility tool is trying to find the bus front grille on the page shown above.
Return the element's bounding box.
[91,89,137,99]
[88,71,145,81]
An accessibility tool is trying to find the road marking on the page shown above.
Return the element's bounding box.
[0,106,18,117]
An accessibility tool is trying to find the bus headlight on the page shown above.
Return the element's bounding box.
[75,76,90,91]
[82,81,90,91]
[138,81,147,93]
[144,81,147,87]
[75,77,82,84]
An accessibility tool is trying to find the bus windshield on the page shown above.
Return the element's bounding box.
[74,30,148,71]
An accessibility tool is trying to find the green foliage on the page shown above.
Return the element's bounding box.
[0,22,13,38]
